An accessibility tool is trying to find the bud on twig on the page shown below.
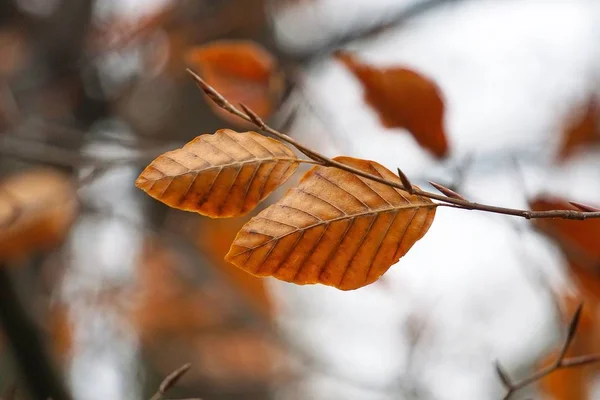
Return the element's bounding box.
[569,201,600,212]
[397,168,413,193]
[429,181,466,201]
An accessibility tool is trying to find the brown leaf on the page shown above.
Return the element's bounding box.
[0,168,78,262]
[136,129,299,218]
[558,99,600,161]
[186,40,284,127]
[336,51,448,158]
[226,156,437,290]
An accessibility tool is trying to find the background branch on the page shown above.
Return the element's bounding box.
[496,303,600,399]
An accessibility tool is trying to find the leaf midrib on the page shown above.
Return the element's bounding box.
[149,156,299,181]
[230,201,437,256]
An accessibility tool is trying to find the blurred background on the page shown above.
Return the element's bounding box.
[0,0,600,399]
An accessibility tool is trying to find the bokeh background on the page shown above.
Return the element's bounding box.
[0,0,600,399]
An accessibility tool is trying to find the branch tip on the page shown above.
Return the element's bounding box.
[569,201,600,213]
[159,363,192,394]
[564,303,584,353]
[239,103,266,128]
[397,168,413,193]
[494,361,512,388]
[428,181,466,201]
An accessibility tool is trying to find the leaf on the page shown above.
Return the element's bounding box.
[0,168,78,262]
[186,40,285,127]
[558,98,600,161]
[226,156,437,290]
[136,129,299,218]
[336,51,448,159]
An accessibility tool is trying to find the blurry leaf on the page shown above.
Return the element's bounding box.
[531,197,600,399]
[136,129,299,218]
[336,51,448,158]
[558,99,600,161]
[226,156,436,290]
[186,40,284,127]
[0,168,78,262]
[192,331,288,386]
[133,238,232,343]
[530,197,600,278]
[195,217,272,316]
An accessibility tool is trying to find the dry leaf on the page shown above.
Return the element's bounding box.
[559,99,600,161]
[226,156,436,290]
[186,40,284,127]
[0,168,78,262]
[336,51,448,158]
[136,129,299,218]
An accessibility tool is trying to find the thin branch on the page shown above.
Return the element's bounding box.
[149,363,201,400]
[496,303,600,400]
[187,69,600,221]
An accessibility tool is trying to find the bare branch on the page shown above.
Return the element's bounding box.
[149,363,200,400]
[187,69,600,222]
[497,303,600,399]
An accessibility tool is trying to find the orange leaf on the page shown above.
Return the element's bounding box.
[226,156,436,290]
[135,129,299,218]
[558,99,600,161]
[336,51,448,158]
[0,168,78,262]
[186,40,284,127]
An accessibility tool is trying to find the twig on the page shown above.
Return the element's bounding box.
[187,69,600,222]
[496,303,600,400]
[149,363,201,400]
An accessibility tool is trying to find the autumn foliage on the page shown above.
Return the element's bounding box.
[137,130,436,290]
[186,40,284,127]
[226,157,435,290]
[336,51,448,158]
[135,129,299,218]
[0,168,78,262]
